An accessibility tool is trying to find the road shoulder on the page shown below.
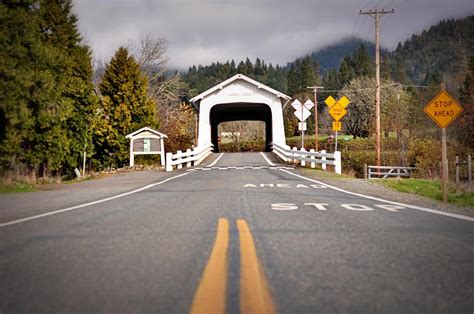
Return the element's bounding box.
[0,170,171,223]
[297,168,474,218]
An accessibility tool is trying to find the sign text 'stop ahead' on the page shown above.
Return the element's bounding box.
[424,90,463,128]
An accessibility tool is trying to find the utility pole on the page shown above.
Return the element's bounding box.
[307,86,324,151]
[360,8,394,168]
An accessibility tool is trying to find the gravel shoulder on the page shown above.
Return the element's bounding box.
[298,168,474,218]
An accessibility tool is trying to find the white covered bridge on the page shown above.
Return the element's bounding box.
[191,74,289,151]
[165,74,341,173]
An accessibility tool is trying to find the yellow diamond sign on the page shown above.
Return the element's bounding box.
[324,96,336,107]
[338,96,350,108]
[424,90,463,128]
[328,102,347,122]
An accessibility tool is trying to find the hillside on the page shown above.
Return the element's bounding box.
[294,37,375,73]
[392,15,473,89]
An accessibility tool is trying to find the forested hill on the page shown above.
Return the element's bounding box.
[392,15,473,88]
[299,37,374,74]
[183,15,473,96]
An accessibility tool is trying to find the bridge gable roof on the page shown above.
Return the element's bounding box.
[190,74,290,103]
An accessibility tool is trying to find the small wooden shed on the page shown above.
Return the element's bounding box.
[126,127,168,167]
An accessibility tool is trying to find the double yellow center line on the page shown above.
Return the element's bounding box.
[190,218,276,314]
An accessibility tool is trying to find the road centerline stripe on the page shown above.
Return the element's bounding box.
[237,219,276,314]
[190,218,229,314]
[0,172,191,228]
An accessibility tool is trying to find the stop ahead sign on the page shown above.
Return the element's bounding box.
[424,90,463,128]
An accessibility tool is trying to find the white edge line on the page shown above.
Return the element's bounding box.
[260,152,275,166]
[280,169,474,222]
[207,153,224,167]
[0,172,190,228]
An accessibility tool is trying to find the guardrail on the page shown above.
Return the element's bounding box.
[272,143,341,174]
[166,144,214,172]
[365,165,416,179]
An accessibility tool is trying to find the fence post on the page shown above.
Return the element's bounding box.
[321,150,326,170]
[468,154,472,192]
[186,149,192,167]
[166,153,173,172]
[292,147,298,165]
[334,151,341,174]
[301,147,306,167]
[364,163,368,179]
[310,149,316,168]
[177,150,183,169]
[455,155,460,189]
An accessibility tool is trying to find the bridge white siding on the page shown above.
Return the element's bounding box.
[197,78,287,148]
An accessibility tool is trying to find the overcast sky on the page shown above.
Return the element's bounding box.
[72,0,474,70]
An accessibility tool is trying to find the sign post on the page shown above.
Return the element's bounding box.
[423,88,463,203]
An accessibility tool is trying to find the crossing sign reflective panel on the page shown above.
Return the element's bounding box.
[424,90,463,128]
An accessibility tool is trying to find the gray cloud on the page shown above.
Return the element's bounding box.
[72,0,474,69]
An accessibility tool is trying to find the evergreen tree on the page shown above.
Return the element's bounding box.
[352,44,374,77]
[94,47,156,168]
[38,0,97,175]
[0,1,40,177]
[287,63,300,96]
[300,56,319,89]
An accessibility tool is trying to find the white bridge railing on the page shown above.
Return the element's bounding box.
[272,143,342,174]
[166,144,214,172]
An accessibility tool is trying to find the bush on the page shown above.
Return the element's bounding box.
[407,138,440,178]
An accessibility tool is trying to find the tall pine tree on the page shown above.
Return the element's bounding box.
[94,47,156,168]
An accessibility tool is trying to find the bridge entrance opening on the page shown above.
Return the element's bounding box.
[210,103,272,152]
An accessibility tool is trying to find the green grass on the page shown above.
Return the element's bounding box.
[378,178,474,207]
[300,167,354,180]
[0,182,37,193]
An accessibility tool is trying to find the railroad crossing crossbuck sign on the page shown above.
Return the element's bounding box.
[292,99,314,122]
[424,90,463,128]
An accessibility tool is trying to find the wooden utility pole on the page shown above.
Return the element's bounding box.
[360,9,394,168]
[307,86,324,151]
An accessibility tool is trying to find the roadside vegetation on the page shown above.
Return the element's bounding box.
[377,179,474,207]
[0,182,36,194]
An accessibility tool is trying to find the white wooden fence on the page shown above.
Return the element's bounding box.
[272,143,342,174]
[166,144,214,172]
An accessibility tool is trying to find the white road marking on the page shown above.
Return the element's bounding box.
[0,172,191,228]
[271,203,298,210]
[304,203,329,211]
[207,153,224,167]
[280,169,474,222]
[260,152,275,166]
[341,204,374,211]
[374,204,404,212]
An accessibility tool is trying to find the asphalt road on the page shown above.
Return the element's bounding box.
[1,152,473,313]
